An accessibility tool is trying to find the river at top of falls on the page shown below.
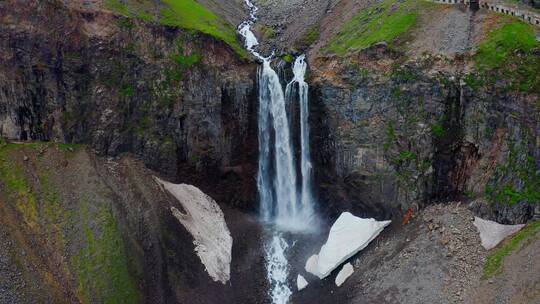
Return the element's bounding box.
[238,1,316,303]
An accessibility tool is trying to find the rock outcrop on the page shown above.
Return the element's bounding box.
[0,0,258,210]
[308,45,539,223]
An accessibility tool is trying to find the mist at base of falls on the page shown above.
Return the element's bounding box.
[238,1,319,303]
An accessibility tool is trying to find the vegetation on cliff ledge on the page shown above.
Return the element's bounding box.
[324,0,427,55]
[473,16,540,95]
[105,0,247,58]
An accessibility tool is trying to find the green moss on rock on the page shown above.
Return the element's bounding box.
[0,145,39,229]
[74,201,140,304]
[104,0,247,58]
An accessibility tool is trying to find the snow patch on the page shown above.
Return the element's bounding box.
[297,274,308,291]
[473,217,524,250]
[306,212,391,279]
[335,263,354,287]
[155,177,232,284]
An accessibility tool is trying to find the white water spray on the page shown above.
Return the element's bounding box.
[238,1,316,302]
[265,234,292,304]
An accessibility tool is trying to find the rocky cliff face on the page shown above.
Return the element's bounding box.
[0,0,258,209]
[0,143,267,304]
[308,44,539,223]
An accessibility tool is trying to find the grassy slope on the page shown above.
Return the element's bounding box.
[324,0,430,55]
[474,16,540,94]
[0,142,140,303]
[483,220,540,278]
[104,0,247,58]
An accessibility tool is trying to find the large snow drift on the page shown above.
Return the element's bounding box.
[306,212,391,279]
[473,217,524,250]
[155,177,233,284]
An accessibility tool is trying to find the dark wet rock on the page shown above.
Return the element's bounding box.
[469,199,535,224]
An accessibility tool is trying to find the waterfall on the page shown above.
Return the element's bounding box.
[239,2,314,231]
[285,55,314,223]
[238,1,316,302]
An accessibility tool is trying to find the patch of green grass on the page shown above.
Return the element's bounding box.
[431,123,445,138]
[383,121,397,151]
[57,143,82,152]
[473,18,540,95]
[105,0,130,16]
[74,202,140,304]
[37,169,69,255]
[475,20,538,69]
[104,0,246,58]
[391,64,420,82]
[483,220,540,279]
[120,84,135,97]
[159,0,247,58]
[282,54,294,63]
[0,146,39,229]
[297,24,320,48]
[0,142,83,230]
[164,39,202,84]
[463,73,482,92]
[254,24,275,40]
[324,0,419,55]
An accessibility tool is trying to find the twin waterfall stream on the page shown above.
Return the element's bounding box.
[239,1,316,303]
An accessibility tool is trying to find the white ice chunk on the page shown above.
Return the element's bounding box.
[297,274,308,291]
[335,263,354,287]
[304,254,320,276]
[306,212,391,279]
[155,177,232,284]
[473,217,525,250]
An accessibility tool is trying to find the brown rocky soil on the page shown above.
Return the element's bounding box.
[470,228,540,304]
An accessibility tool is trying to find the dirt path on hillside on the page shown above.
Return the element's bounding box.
[408,5,484,58]
[470,230,540,304]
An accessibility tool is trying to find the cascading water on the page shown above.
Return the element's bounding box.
[285,55,314,223]
[238,1,316,302]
